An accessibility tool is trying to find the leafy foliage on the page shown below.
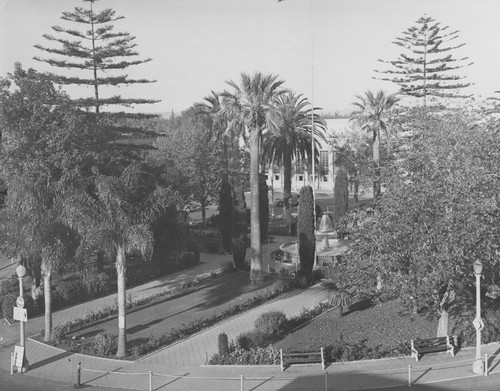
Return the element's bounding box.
[345,109,500,330]
[297,186,315,277]
[332,167,349,228]
[232,185,248,270]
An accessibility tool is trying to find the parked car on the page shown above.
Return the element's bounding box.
[274,193,300,207]
[183,201,201,213]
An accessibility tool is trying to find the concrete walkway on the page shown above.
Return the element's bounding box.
[0,251,231,348]
[137,283,331,367]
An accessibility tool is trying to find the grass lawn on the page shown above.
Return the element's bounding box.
[276,299,438,352]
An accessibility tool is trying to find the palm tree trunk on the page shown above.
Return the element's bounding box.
[249,129,263,283]
[373,130,381,200]
[43,270,52,342]
[283,150,293,235]
[116,246,127,358]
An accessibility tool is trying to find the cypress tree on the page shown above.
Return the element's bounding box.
[34,0,158,114]
[332,167,349,228]
[232,184,248,270]
[297,185,315,277]
[259,173,269,242]
[374,16,472,106]
[219,179,233,254]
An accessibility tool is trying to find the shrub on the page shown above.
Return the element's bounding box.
[1,294,16,321]
[209,345,280,365]
[84,332,116,357]
[0,275,18,296]
[55,279,85,304]
[22,294,35,317]
[254,311,288,338]
[51,322,72,344]
[218,332,229,356]
[451,308,500,347]
[82,270,110,297]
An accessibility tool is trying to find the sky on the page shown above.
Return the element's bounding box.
[1,0,500,114]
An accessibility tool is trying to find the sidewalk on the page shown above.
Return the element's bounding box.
[1,337,499,390]
[0,251,231,348]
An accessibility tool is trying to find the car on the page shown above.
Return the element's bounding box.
[274,194,300,207]
[183,201,201,213]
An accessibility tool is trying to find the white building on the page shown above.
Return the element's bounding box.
[265,118,350,193]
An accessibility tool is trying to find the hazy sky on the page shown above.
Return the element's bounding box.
[1,0,499,114]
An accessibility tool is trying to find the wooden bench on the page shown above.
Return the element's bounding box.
[280,348,325,371]
[410,336,455,361]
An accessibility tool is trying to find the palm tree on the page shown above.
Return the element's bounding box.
[350,90,399,200]
[221,72,287,283]
[261,92,326,234]
[0,175,79,342]
[65,163,179,357]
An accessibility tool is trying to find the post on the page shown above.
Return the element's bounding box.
[15,264,29,373]
[280,349,284,372]
[485,354,488,376]
[472,260,484,374]
[76,362,81,388]
[408,364,411,387]
[149,370,152,391]
[10,352,14,375]
[240,374,244,391]
[324,370,328,391]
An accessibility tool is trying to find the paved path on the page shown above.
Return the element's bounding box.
[137,283,331,367]
[0,251,231,347]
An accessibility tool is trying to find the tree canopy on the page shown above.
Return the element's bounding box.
[375,16,472,106]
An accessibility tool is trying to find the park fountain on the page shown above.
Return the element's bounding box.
[277,214,350,269]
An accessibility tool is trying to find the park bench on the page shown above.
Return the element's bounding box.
[280,348,325,371]
[410,336,455,361]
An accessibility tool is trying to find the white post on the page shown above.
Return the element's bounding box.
[408,364,411,387]
[485,353,488,376]
[10,352,14,374]
[472,261,484,374]
[324,370,328,391]
[149,370,152,391]
[240,374,244,391]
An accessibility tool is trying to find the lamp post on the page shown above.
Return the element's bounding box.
[472,260,484,374]
[15,264,29,373]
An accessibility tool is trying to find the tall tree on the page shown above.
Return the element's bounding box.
[375,15,472,107]
[332,167,349,229]
[297,185,315,278]
[345,109,500,337]
[65,163,179,358]
[0,64,110,341]
[261,92,326,234]
[221,72,287,283]
[350,90,399,200]
[34,0,157,114]
[232,184,248,270]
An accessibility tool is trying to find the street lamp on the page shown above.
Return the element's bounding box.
[472,260,484,374]
[15,264,29,373]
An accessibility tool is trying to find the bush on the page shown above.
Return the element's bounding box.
[51,322,72,345]
[209,345,280,365]
[54,279,85,304]
[218,332,229,356]
[83,332,116,357]
[254,311,288,338]
[22,293,35,317]
[222,261,236,274]
[1,294,16,321]
[0,275,18,296]
[451,308,500,347]
[82,270,110,297]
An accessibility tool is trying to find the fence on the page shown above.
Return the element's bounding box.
[73,353,500,391]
